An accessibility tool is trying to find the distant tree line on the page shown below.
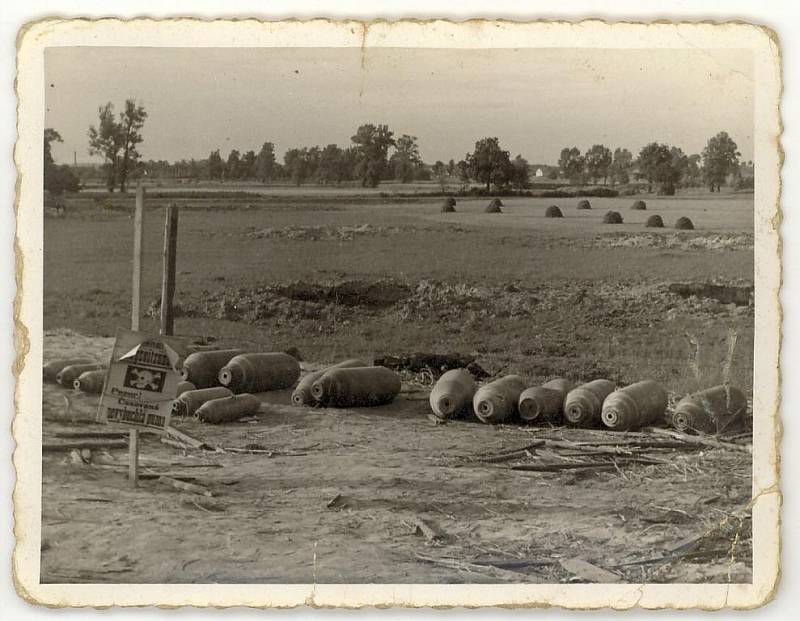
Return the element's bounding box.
[552,132,743,195]
[43,99,751,196]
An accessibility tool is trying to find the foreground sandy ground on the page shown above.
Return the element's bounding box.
[39,331,751,584]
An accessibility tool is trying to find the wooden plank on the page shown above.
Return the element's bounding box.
[160,203,179,336]
[131,183,145,331]
[42,439,128,452]
[559,558,621,583]
[129,429,139,488]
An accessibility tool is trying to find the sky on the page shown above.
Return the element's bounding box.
[44,46,754,166]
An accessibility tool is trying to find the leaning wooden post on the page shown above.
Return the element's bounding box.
[160,203,179,336]
[128,427,140,488]
[131,182,145,331]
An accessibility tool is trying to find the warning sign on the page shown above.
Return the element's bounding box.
[98,329,186,434]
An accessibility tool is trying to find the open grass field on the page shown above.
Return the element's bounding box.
[40,186,755,583]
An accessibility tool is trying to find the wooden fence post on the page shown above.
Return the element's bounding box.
[160,203,179,336]
[132,183,145,331]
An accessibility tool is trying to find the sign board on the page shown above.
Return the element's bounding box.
[98,329,186,434]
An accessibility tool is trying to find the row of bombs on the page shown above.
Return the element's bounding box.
[429,370,749,434]
[44,351,403,425]
[44,354,748,432]
[175,352,402,424]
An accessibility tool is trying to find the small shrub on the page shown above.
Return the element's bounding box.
[485,198,503,213]
[576,187,619,198]
[657,182,676,196]
[541,190,574,198]
[675,216,695,230]
[441,197,456,213]
[602,210,623,224]
[645,214,664,228]
[577,199,592,210]
[545,205,563,218]
[631,200,647,210]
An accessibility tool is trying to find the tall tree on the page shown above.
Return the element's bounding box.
[255,142,276,182]
[510,154,530,190]
[351,123,395,187]
[637,142,677,193]
[225,149,241,180]
[116,99,147,193]
[558,147,585,184]
[44,128,79,196]
[701,131,741,192]
[241,150,257,180]
[208,149,224,179]
[390,134,422,183]
[284,148,314,186]
[446,159,456,177]
[466,137,513,191]
[317,144,345,184]
[44,128,62,167]
[584,144,612,184]
[87,102,122,192]
[609,147,633,186]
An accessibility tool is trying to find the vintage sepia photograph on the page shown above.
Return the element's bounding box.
[13,19,781,609]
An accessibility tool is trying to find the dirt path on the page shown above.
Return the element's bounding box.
[39,332,751,584]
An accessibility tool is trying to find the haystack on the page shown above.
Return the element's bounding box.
[545,205,563,218]
[485,198,503,213]
[577,199,591,210]
[440,197,457,213]
[631,200,647,210]
[602,210,623,224]
[674,216,695,230]
[645,214,664,228]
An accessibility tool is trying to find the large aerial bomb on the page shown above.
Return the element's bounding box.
[564,379,615,427]
[429,368,477,421]
[181,348,245,388]
[518,377,574,423]
[473,375,527,424]
[577,199,592,210]
[311,366,401,408]
[601,380,669,431]
[72,369,107,394]
[57,363,105,388]
[218,352,301,394]
[43,358,92,383]
[173,386,234,417]
[291,358,368,407]
[672,385,749,435]
[195,393,261,424]
[175,380,197,397]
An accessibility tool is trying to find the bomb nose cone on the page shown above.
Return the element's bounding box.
[435,396,456,417]
[218,364,243,388]
[672,411,691,432]
[565,400,587,424]
[518,397,541,421]
[311,382,325,400]
[602,408,620,427]
[72,379,81,390]
[292,389,308,407]
[476,397,497,420]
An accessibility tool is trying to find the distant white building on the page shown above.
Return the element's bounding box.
[535,168,544,177]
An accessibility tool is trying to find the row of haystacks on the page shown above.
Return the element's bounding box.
[444,197,695,229]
